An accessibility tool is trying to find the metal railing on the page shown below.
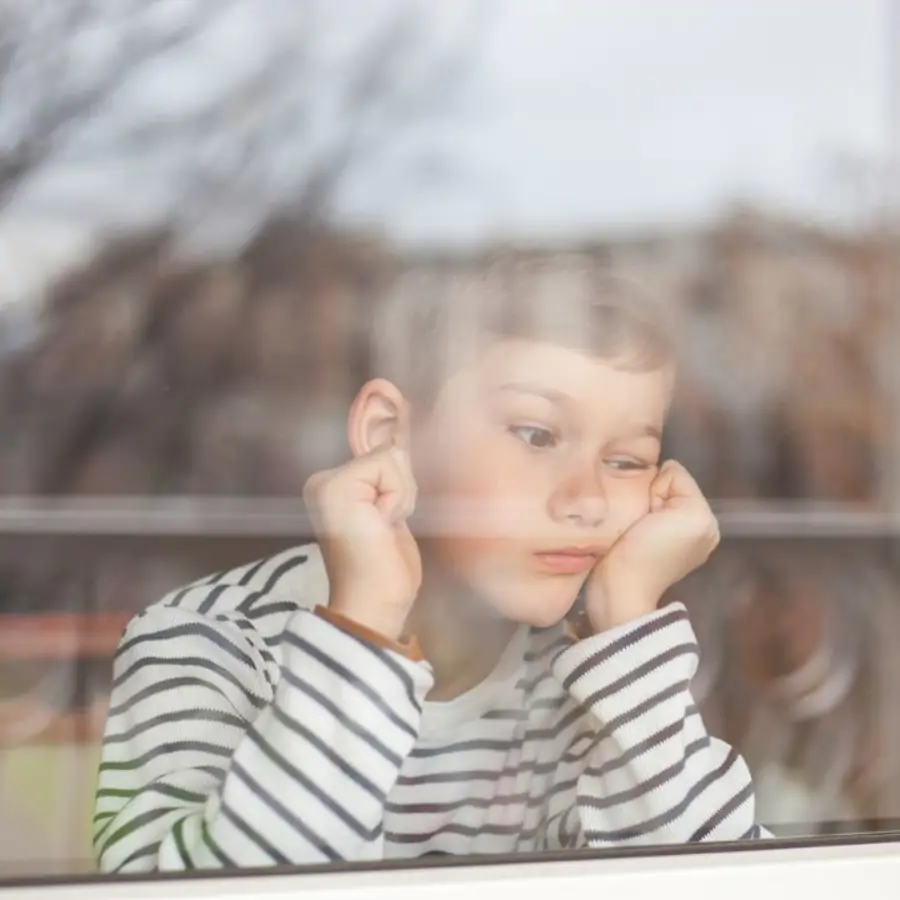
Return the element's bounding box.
[1,496,897,746]
[0,496,898,539]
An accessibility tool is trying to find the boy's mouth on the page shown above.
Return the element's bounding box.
[533,548,601,575]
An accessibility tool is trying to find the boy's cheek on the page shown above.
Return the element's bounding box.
[606,479,655,535]
[415,466,544,536]
[447,545,585,627]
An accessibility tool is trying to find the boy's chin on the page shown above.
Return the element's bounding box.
[483,590,579,630]
[515,609,570,629]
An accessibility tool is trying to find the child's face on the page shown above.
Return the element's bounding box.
[409,338,674,628]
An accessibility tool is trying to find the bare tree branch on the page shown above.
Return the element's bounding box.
[0,0,233,208]
[0,0,495,237]
[291,0,496,222]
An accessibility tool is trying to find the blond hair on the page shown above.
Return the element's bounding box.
[366,252,674,411]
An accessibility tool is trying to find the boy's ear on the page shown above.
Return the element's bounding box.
[347,378,410,457]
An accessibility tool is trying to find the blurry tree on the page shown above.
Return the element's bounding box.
[0,0,492,232]
[0,1,227,210]
[0,0,494,498]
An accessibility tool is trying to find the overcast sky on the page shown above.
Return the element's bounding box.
[1,0,893,292]
[343,0,892,245]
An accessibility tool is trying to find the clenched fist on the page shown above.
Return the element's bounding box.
[586,460,720,633]
[303,442,422,640]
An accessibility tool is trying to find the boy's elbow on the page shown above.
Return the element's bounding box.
[94,809,199,874]
[95,834,163,875]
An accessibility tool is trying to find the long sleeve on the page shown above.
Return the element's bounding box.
[93,602,434,872]
[547,602,764,847]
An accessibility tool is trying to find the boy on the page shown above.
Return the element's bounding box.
[93,257,766,872]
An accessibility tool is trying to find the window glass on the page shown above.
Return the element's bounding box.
[1,0,898,882]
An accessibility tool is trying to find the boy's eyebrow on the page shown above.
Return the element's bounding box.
[617,423,663,441]
[495,382,574,408]
[496,382,662,440]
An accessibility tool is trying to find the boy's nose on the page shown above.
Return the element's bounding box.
[549,469,608,528]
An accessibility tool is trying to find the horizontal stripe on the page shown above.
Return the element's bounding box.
[102,708,245,747]
[568,643,699,709]
[690,781,754,841]
[326,617,422,709]
[94,548,762,872]
[280,667,404,768]
[99,740,233,775]
[396,756,558,787]
[284,631,418,740]
[98,806,182,859]
[116,621,257,672]
[202,819,236,867]
[105,674,252,719]
[578,737,713,811]
[229,759,342,860]
[269,703,384,802]
[219,803,289,865]
[387,817,544,844]
[112,655,266,710]
[244,727,376,840]
[236,555,309,613]
[562,606,689,690]
[386,790,533,815]
[583,746,742,843]
[95,782,207,809]
[112,840,162,872]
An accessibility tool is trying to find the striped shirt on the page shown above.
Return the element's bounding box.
[93,543,764,872]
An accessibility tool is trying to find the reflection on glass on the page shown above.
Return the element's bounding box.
[1,0,898,882]
[92,259,775,873]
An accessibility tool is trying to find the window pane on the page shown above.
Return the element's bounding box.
[1,0,898,883]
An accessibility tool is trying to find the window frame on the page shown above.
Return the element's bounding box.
[0,833,899,899]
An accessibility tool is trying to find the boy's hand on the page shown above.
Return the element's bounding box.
[303,443,422,641]
[585,460,720,633]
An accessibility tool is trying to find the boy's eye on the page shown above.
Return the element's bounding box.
[509,425,557,449]
[605,457,653,472]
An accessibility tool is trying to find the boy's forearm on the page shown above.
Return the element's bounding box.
[552,603,762,846]
[95,606,433,872]
[198,611,432,867]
